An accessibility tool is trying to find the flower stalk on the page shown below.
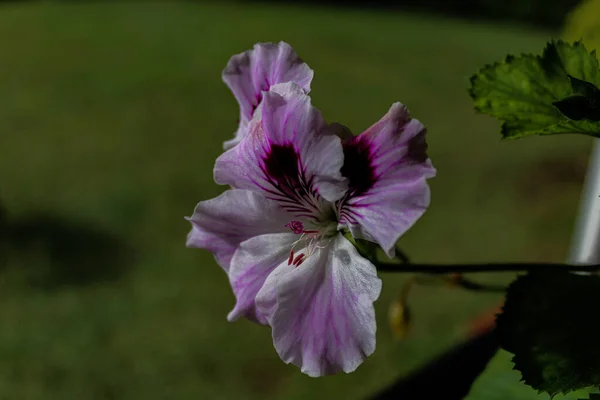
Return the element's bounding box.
[375,261,600,274]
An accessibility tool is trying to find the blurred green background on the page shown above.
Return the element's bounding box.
[0,1,597,399]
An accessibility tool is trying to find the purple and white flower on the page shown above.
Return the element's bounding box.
[222,41,314,150]
[187,81,435,377]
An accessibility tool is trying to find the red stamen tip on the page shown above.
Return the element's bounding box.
[293,253,305,267]
[288,250,295,266]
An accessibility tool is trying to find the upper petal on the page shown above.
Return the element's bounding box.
[222,42,314,149]
[255,235,382,377]
[338,103,436,257]
[214,82,348,217]
[186,189,290,271]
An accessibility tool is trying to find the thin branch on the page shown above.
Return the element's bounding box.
[450,277,507,293]
[410,273,507,293]
[375,262,600,274]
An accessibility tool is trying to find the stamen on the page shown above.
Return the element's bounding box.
[292,253,305,267]
[284,220,336,268]
[290,234,307,253]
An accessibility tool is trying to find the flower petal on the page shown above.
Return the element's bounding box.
[256,235,382,377]
[227,232,296,324]
[222,42,314,149]
[214,82,347,216]
[339,103,436,257]
[186,189,290,271]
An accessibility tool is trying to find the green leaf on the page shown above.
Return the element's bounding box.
[469,40,600,138]
[568,75,600,100]
[467,350,597,400]
[495,270,600,396]
[553,95,600,121]
[553,75,600,121]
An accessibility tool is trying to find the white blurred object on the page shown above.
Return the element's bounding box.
[568,139,600,272]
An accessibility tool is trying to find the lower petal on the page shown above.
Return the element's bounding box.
[256,235,382,377]
[227,232,296,324]
[186,189,289,271]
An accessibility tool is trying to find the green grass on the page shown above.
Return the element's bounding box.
[0,1,592,399]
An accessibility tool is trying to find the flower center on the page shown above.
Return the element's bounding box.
[285,219,337,266]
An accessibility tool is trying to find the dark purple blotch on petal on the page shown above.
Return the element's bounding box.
[263,144,301,186]
[260,144,321,219]
[406,132,429,164]
[341,138,376,196]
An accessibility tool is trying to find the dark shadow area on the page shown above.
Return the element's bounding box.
[239,0,581,29]
[518,154,588,201]
[0,203,7,266]
[0,204,134,289]
[369,328,499,400]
